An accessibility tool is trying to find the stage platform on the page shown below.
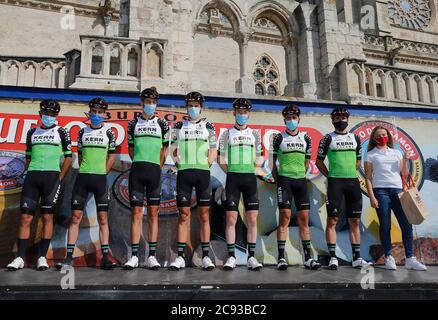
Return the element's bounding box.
[1,266,438,300]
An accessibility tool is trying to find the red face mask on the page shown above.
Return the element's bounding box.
[375,136,389,146]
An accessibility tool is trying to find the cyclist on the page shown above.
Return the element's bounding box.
[218,98,264,271]
[271,105,321,271]
[316,106,372,270]
[169,91,217,271]
[7,100,72,271]
[56,97,117,270]
[124,87,169,270]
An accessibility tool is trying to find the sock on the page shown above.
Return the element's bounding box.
[302,240,312,261]
[101,244,109,259]
[201,242,210,258]
[277,240,286,260]
[328,243,337,258]
[247,242,256,258]
[66,243,75,259]
[177,242,186,257]
[131,243,139,257]
[17,238,28,258]
[227,243,235,258]
[148,242,157,257]
[352,244,361,261]
[39,238,51,258]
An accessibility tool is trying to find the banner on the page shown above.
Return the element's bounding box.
[1,105,438,267]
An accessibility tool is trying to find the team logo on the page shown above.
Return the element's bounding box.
[350,120,425,196]
[0,151,26,195]
[112,164,196,216]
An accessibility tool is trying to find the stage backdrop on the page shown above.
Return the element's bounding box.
[1,102,438,267]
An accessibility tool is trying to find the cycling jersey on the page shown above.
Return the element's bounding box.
[77,124,116,175]
[218,126,263,174]
[171,119,217,171]
[25,125,72,171]
[317,132,362,178]
[127,115,170,165]
[271,131,311,179]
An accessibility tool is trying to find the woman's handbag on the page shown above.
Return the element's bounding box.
[398,174,428,225]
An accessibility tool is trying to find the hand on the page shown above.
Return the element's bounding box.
[403,153,411,161]
[370,196,379,209]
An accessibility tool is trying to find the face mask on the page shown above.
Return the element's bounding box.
[188,107,201,120]
[41,115,56,127]
[376,136,389,146]
[89,113,104,126]
[333,120,348,131]
[236,114,249,126]
[285,120,299,131]
[143,104,156,116]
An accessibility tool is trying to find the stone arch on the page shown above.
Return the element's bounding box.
[145,42,163,78]
[421,75,435,104]
[364,67,375,96]
[90,41,105,75]
[22,61,38,87]
[194,0,243,33]
[412,74,424,102]
[386,71,399,99]
[374,69,386,98]
[5,60,20,86]
[109,42,124,76]
[400,73,411,101]
[38,62,55,88]
[350,63,365,95]
[126,44,140,77]
[249,1,299,37]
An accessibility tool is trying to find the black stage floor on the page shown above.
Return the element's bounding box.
[1,266,438,300]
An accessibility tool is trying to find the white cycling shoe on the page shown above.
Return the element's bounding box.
[169,256,186,270]
[223,256,236,270]
[247,256,263,271]
[7,257,24,271]
[37,256,49,271]
[201,256,215,271]
[352,257,373,269]
[124,256,139,270]
[328,257,339,270]
[146,255,161,270]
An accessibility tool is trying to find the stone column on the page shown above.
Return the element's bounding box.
[80,39,92,75]
[103,44,110,76]
[235,27,255,95]
[121,46,128,77]
[283,36,299,97]
[297,1,317,99]
[0,61,6,85]
[317,0,340,100]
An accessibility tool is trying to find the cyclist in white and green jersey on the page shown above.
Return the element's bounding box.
[316,106,372,270]
[124,87,169,270]
[7,100,72,271]
[218,98,264,271]
[271,105,321,271]
[56,98,117,270]
[169,92,217,271]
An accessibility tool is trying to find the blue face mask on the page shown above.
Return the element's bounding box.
[236,114,249,126]
[285,120,299,131]
[41,115,56,127]
[89,113,104,126]
[143,104,156,116]
[188,107,201,120]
